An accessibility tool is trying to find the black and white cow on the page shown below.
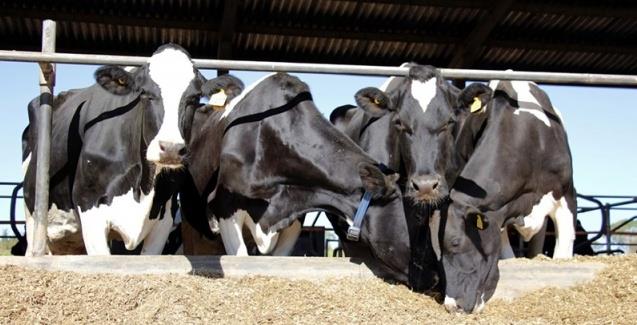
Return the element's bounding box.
[23,44,213,255]
[329,64,464,292]
[441,80,576,313]
[181,72,411,282]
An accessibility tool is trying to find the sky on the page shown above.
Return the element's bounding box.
[0,61,636,245]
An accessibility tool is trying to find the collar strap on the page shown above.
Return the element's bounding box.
[223,91,313,136]
[347,191,373,241]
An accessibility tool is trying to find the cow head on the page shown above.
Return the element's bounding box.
[355,65,460,206]
[441,200,501,314]
[95,44,208,169]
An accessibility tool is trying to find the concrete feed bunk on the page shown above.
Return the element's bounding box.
[0,255,635,323]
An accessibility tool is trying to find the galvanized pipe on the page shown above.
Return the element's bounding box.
[1,50,637,86]
[31,20,56,256]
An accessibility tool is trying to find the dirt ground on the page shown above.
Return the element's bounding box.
[0,254,635,324]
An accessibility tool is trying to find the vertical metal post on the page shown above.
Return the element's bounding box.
[32,20,56,256]
[603,204,612,254]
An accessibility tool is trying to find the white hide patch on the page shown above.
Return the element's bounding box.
[513,192,575,259]
[218,211,249,256]
[474,294,486,313]
[552,197,575,258]
[216,211,302,256]
[220,73,277,120]
[242,213,280,255]
[146,48,195,163]
[488,79,500,91]
[378,62,410,92]
[513,108,551,127]
[514,192,557,241]
[22,153,31,175]
[78,188,161,255]
[411,77,437,113]
[510,81,551,127]
[443,296,459,312]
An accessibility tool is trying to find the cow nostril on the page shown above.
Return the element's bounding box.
[432,181,439,190]
[411,180,420,192]
[177,146,187,156]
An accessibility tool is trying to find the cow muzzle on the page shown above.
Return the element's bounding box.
[156,140,187,167]
[407,174,445,205]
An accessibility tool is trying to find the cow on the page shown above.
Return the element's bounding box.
[440,80,576,313]
[329,64,465,293]
[22,44,215,255]
[181,72,411,282]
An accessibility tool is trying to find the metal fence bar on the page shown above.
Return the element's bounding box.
[31,20,56,256]
[2,50,637,86]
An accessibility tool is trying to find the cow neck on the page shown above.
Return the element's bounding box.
[222,91,312,136]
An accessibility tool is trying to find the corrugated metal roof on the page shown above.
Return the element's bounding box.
[2,0,637,75]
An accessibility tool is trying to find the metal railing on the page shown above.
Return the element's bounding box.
[3,50,637,87]
[577,194,637,254]
[0,182,24,240]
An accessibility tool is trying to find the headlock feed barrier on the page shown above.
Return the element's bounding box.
[2,20,637,255]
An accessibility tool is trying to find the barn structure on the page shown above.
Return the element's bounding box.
[3,0,637,77]
[1,0,636,255]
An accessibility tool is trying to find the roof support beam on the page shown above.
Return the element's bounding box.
[448,0,515,69]
[217,0,240,76]
[514,2,637,19]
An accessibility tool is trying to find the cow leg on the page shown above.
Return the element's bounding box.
[242,212,280,255]
[549,197,575,259]
[499,227,516,259]
[24,206,35,256]
[271,219,302,256]
[526,217,548,258]
[218,211,249,256]
[140,206,174,255]
[78,212,111,255]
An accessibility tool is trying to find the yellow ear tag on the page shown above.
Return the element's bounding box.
[476,214,484,230]
[470,97,483,113]
[208,89,228,107]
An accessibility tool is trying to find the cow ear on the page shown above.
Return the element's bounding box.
[329,104,357,124]
[202,74,244,106]
[94,66,136,95]
[355,87,394,118]
[358,162,399,199]
[458,83,492,114]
